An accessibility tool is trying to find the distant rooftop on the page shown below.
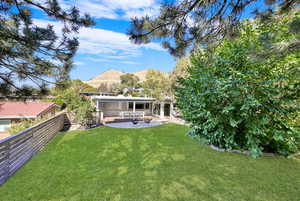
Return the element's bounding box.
[0,102,57,119]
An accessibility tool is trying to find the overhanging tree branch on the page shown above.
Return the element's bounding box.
[128,0,300,57]
[0,0,94,96]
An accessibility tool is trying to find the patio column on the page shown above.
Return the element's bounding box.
[133,101,136,112]
[160,102,164,119]
[151,102,154,115]
[170,102,174,119]
[95,100,101,125]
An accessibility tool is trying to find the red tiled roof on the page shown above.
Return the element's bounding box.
[0,102,57,118]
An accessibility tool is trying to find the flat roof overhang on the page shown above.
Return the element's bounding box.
[91,96,155,102]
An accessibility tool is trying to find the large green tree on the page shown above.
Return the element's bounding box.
[128,0,299,57]
[176,10,300,157]
[170,56,191,88]
[120,73,140,96]
[57,80,97,93]
[0,0,94,96]
[120,73,140,89]
[142,69,172,100]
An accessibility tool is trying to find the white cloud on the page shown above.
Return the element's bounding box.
[33,18,163,62]
[78,26,163,55]
[119,61,140,65]
[74,62,85,65]
[123,5,161,19]
[103,55,131,60]
[86,57,139,65]
[102,0,156,10]
[58,0,160,20]
[75,1,118,19]
[85,57,108,62]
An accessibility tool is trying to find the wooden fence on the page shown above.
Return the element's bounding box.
[0,113,67,185]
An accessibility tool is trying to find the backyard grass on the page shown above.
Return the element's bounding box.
[0,123,299,201]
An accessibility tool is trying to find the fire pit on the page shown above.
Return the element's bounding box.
[132,119,138,124]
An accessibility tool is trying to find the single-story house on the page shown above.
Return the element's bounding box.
[91,95,174,124]
[0,101,58,133]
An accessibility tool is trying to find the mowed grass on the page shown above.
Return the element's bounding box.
[0,124,299,201]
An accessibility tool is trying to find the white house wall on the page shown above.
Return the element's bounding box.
[100,102,152,117]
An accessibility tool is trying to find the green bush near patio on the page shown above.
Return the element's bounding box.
[51,80,96,127]
[0,124,299,201]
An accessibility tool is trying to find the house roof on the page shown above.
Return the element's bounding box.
[91,95,155,102]
[0,102,57,119]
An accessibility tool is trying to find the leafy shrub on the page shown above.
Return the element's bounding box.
[176,13,300,157]
[53,88,95,127]
[73,100,95,128]
[9,117,49,135]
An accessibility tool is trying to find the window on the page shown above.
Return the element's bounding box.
[136,103,144,109]
[128,102,148,110]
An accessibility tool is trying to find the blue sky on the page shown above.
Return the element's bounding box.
[32,0,268,81]
[32,0,176,81]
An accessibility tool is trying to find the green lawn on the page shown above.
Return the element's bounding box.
[0,124,299,201]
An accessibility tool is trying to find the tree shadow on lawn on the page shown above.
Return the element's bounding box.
[0,124,299,201]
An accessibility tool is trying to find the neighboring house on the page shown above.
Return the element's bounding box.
[0,102,58,134]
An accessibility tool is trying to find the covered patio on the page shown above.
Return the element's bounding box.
[92,96,157,124]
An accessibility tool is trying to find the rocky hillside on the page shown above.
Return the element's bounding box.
[84,69,165,88]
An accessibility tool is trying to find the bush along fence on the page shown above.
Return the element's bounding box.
[0,113,67,185]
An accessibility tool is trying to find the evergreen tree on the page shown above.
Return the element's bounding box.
[128,0,299,57]
[0,0,94,96]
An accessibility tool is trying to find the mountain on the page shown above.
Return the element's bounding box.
[84,69,166,89]
[84,69,124,88]
[133,69,149,82]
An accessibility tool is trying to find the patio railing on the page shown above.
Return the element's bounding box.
[119,111,145,119]
[0,113,67,185]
